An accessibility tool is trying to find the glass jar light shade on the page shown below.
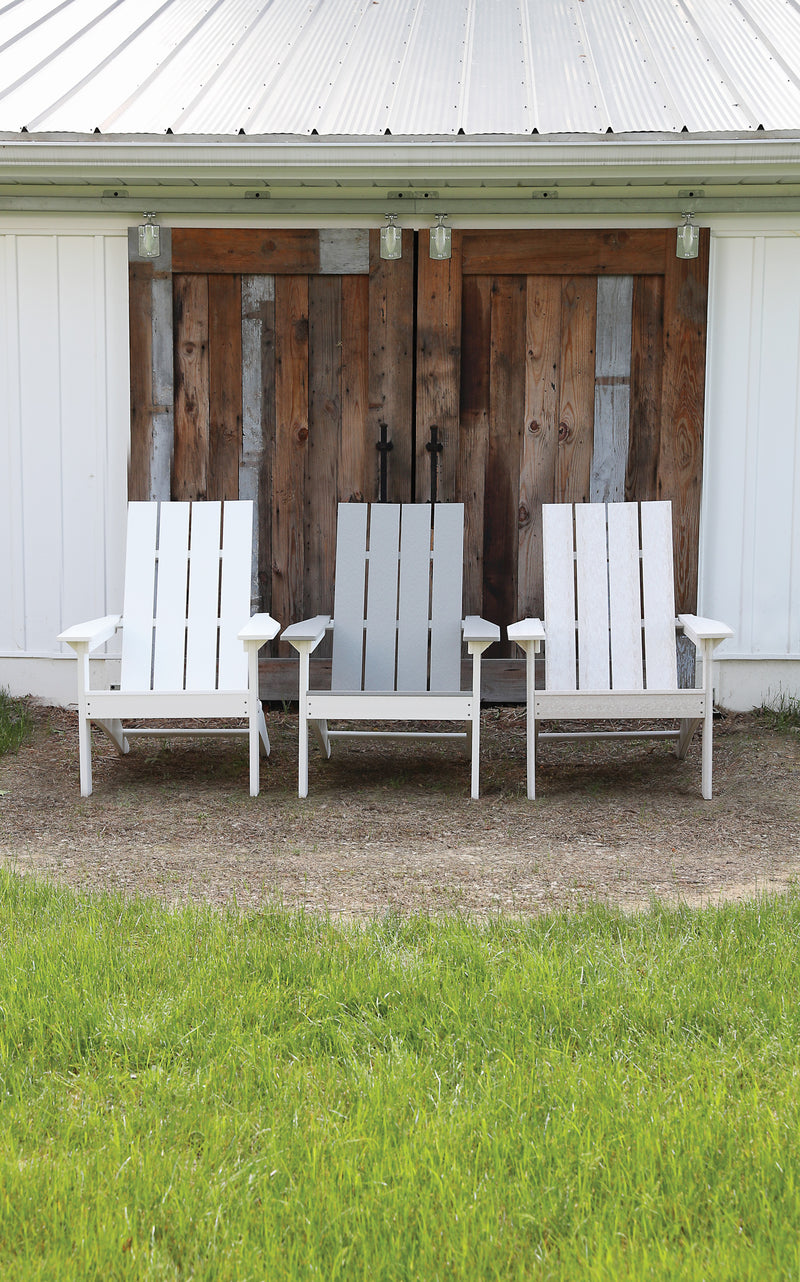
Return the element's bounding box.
[380,216,402,260]
[138,215,161,259]
[676,215,699,260]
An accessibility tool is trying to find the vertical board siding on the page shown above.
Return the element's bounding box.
[368,229,414,503]
[482,276,526,650]
[459,275,492,616]
[626,274,664,501]
[273,273,309,650]
[306,274,342,644]
[591,275,633,503]
[416,233,463,504]
[556,276,598,504]
[208,273,243,501]
[240,274,275,610]
[519,276,562,619]
[173,273,210,500]
[0,229,129,659]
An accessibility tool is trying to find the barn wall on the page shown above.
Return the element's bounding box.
[0,212,798,710]
[701,222,800,709]
[0,221,130,702]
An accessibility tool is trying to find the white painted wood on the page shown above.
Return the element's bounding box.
[152,503,190,691]
[85,690,251,719]
[542,504,577,690]
[533,689,704,719]
[120,503,159,690]
[0,233,25,654]
[607,502,644,690]
[364,504,400,690]
[185,501,222,692]
[218,501,252,691]
[397,503,432,691]
[331,503,368,691]
[306,692,473,720]
[575,502,610,689]
[430,502,464,691]
[640,501,678,690]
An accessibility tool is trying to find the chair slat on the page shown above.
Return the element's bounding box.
[364,504,400,690]
[185,502,222,691]
[152,503,190,691]
[607,502,644,690]
[641,501,678,689]
[543,504,577,691]
[120,502,159,691]
[397,504,433,691]
[331,504,368,691]
[575,503,610,690]
[218,501,252,691]
[430,503,463,692]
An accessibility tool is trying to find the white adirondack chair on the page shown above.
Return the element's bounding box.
[58,500,280,797]
[282,502,499,798]
[508,501,733,800]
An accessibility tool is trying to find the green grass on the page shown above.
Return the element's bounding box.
[0,689,30,757]
[2,875,800,1279]
[759,689,800,733]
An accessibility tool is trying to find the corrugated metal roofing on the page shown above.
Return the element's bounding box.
[1,0,800,137]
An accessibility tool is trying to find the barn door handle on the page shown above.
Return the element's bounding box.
[376,421,394,502]
[426,425,444,506]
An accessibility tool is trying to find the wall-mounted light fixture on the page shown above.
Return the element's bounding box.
[429,213,451,261]
[676,212,699,260]
[138,212,161,259]
[380,213,402,260]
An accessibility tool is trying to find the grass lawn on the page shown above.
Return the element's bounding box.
[0,872,799,1279]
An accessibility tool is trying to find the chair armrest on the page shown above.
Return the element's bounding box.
[508,617,546,646]
[238,613,281,644]
[677,614,734,648]
[462,615,500,644]
[282,615,331,654]
[58,614,122,651]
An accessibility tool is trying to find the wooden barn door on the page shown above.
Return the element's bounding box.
[415,229,710,658]
[129,227,414,661]
[129,225,709,686]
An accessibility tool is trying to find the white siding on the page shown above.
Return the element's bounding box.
[0,226,129,682]
[702,226,800,698]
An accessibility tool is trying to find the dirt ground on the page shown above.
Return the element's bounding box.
[0,704,798,917]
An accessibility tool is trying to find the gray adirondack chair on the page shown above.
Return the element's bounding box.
[58,500,280,796]
[508,501,733,800]
[282,502,499,798]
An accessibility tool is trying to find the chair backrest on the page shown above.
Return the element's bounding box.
[120,501,253,692]
[330,503,464,693]
[543,500,678,692]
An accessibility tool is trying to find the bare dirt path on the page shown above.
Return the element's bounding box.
[1,706,798,917]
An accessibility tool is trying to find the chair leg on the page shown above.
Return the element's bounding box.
[527,715,537,800]
[96,719,129,754]
[311,719,331,759]
[249,708,261,797]
[258,705,270,757]
[78,715,93,798]
[299,712,309,799]
[700,639,714,800]
[470,711,480,800]
[676,718,701,760]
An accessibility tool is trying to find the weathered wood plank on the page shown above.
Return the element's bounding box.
[259,657,529,702]
[462,229,668,277]
[172,273,209,500]
[367,229,414,502]
[306,275,341,646]
[150,256,175,502]
[458,275,492,616]
[319,229,370,275]
[208,274,242,501]
[518,275,562,620]
[240,275,274,612]
[128,260,153,501]
[273,274,309,651]
[483,275,526,652]
[340,273,370,503]
[415,231,463,504]
[556,276,598,504]
[172,228,322,275]
[625,274,664,502]
[657,228,710,614]
[591,275,633,503]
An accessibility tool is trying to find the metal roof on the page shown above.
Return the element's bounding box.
[1,0,800,138]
